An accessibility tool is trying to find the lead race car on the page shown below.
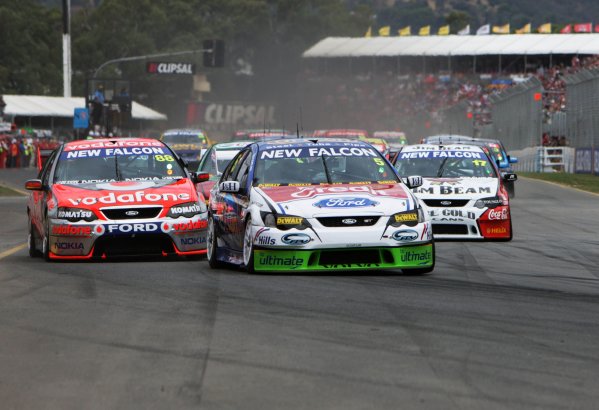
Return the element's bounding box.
[25,138,209,260]
[393,144,516,240]
[207,139,434,273]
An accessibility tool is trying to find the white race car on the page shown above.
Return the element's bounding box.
[207,139,434,273]
[393,144,516,240]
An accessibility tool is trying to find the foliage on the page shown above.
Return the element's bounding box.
[519,172,599,194]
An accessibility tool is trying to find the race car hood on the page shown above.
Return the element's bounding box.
[255,183,415,217]
[52,178,198,208]
[412,177,498,199]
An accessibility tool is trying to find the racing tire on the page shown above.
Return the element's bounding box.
[28,219,40,258]
[402,243,435,276]
[242,217,255,274]
[207,215,224,269]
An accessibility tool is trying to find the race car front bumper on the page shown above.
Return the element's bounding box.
[48,214,208,259]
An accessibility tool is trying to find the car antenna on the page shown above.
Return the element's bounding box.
[296,123,300,138]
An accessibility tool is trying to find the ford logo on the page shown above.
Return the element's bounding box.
[281,233,311,245]
[342,218,357,225]
[313,197,378,208]
[125,210,139,216]
[440,201,452,206]
[392,229,419,241]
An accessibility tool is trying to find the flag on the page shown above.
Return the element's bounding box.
[476,24,490,35]
[492,24,510,34]
[457,25,470,35]
[438,25,450,35]
[537,23,551,33]
[574,23,592,33]
[365,26,372,37]
[515,23,531,34]
[419,25,430,36]
[398,26,411,36]
[378,26,390,36]
[561,24,572,34]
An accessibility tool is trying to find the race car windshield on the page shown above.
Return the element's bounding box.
[54,148,187,184]
[162,133,206,145]
[395,151,497,178]
[253,146,399,185]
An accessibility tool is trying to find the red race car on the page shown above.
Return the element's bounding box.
[25,138,209,260]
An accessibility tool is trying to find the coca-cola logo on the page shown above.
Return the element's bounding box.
[488,208,508,220]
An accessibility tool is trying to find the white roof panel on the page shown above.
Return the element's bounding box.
[3,95,166,120]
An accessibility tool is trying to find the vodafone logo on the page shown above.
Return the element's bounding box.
[67,191,190,206]
[147,62,195,75]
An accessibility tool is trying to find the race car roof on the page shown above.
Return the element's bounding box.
[256,138,374,150]
[162,129,206,136]
[401,143,486,153]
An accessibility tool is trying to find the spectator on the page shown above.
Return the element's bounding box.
[92,85,105,125]
[0,95,5,119]
[8,139,18,168]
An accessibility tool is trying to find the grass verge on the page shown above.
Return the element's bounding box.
[519,172,599,194]
[0,184,26,197]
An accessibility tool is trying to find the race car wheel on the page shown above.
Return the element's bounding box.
[242,217,255,274]
[28,219,40,258]
[207,215,224,269]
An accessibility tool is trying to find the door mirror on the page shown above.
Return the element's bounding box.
[219,180,240,193]
[508,155,518,164]
[191,172,210,183]
[404,175,423,189]
[503,173,518,182]
[25,179,43,191]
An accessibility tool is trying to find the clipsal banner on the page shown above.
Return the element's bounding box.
[146,62,195,75]
[186,102,276,128]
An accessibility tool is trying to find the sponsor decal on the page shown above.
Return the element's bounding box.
[61,147,164,159]
[400,248,433,263]
[392,230,419,241]
[105,223,159,234]
[58,209,94,219]
[429,209,476,220]
[125,210,139,216]
[260,146,378,159]
[55,242,84,250]
[257,254,304,268]
[394,213,418,223]
[488,208,509,220]
[391,229,418,242]
[400,151,483,159]
[68,191,190,206]
[52,225,92,237]
[486,227,507,234]
[313,197,378,208]
[180,237,206,246]
[64,140,164,151]
[342,218,357,225]
[281,233,311,245]
[256,235,276,246]
[289,185,401,199]
[321,263,381,268]
[169,203,202,215]
[440,200,452,206]
[276,216,304,225]
[414,186,492,195]
[169,220,208,232]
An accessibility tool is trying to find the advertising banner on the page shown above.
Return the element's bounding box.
[574,148,593,174]
[186,101,276,132]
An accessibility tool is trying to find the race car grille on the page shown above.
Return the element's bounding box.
[93,234,174,256]
[423,199,469,207]
[317,216,380,227]
[101,207,162,220]
[432,224,469,235]
[318,249,381,266]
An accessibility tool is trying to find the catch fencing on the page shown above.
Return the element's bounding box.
[563,68,599,149]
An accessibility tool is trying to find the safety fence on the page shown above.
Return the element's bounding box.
[564,68,599,149]
[510,146,576,173]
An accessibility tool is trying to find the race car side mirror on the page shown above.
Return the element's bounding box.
[503,173,518,182]
[220,180,240,193]
[191,172,210,183]
[25,179,43,191]
[508,155,518,164]
[404,175,423,189]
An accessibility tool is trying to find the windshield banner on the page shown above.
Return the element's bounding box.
[60,146,166,159]
[259,146,378,160]
[399,151,484,160]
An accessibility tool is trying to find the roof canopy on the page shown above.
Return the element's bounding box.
[3,95,167,121]
[303,34,599,58]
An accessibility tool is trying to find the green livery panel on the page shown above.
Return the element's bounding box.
[253,243,434,272]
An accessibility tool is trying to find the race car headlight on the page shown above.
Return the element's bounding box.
[167,201,206,218]
[261,212,308,230]
[56,207,97,222]
[474,196,504,209]
[389,209,421,227]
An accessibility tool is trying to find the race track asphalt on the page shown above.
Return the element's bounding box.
[1,174,598,410]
